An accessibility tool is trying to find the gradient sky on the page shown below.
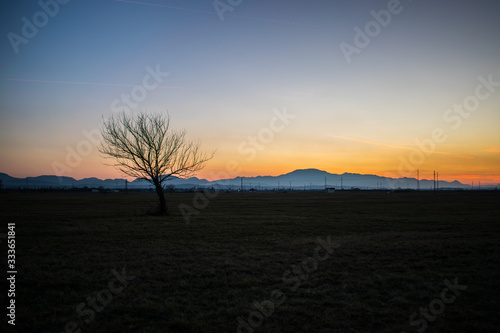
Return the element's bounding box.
[1,0,499,184]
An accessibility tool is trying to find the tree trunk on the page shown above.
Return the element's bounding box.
[153,180,168,215]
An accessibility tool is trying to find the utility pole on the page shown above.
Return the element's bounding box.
[240,177,243,193]
[437,172,439,191]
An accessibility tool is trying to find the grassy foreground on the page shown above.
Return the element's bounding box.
[1,191,500,332]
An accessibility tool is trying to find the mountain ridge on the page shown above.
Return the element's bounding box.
[0,169,486,190]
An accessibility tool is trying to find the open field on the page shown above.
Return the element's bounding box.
[2,191,500,332]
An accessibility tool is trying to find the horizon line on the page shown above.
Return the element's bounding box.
[2,169,497,186]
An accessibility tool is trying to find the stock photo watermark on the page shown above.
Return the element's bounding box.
[110,65,169,113]
[381,73,498,189]
[51,64,169,179]
[401,277,467,333]
[237,107,296,161]
[7,0,71,54]
[59,267,135,333]
[6,224,16,326]
[340,0,412,64]
[236,235,340,333]
[397,74,499,174]
[177,106,296,224]
[213,0,243,22]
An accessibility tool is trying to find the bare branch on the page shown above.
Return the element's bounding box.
[99,111,214,187]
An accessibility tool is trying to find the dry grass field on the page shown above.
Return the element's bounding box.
[1,190,500,332]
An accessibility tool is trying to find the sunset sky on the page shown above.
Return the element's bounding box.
[1,0,499,185]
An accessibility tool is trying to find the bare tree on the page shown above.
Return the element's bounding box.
[99,112,213,215]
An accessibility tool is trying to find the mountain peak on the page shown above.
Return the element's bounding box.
[0,169,472,190]
[285,168,330,175]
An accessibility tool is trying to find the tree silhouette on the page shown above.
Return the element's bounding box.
[100,112,213,215]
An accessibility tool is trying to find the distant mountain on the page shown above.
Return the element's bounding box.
[0,169,474,190]
[208,168,470,190]
[0,173,211,190]
[0,173,128,189]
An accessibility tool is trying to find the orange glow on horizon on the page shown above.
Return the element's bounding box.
[2,164,498,186]
[1,142,498,185]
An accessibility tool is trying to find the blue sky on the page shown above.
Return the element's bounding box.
[1,0,500,184]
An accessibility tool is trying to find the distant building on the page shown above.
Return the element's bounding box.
[326,187,335,193]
